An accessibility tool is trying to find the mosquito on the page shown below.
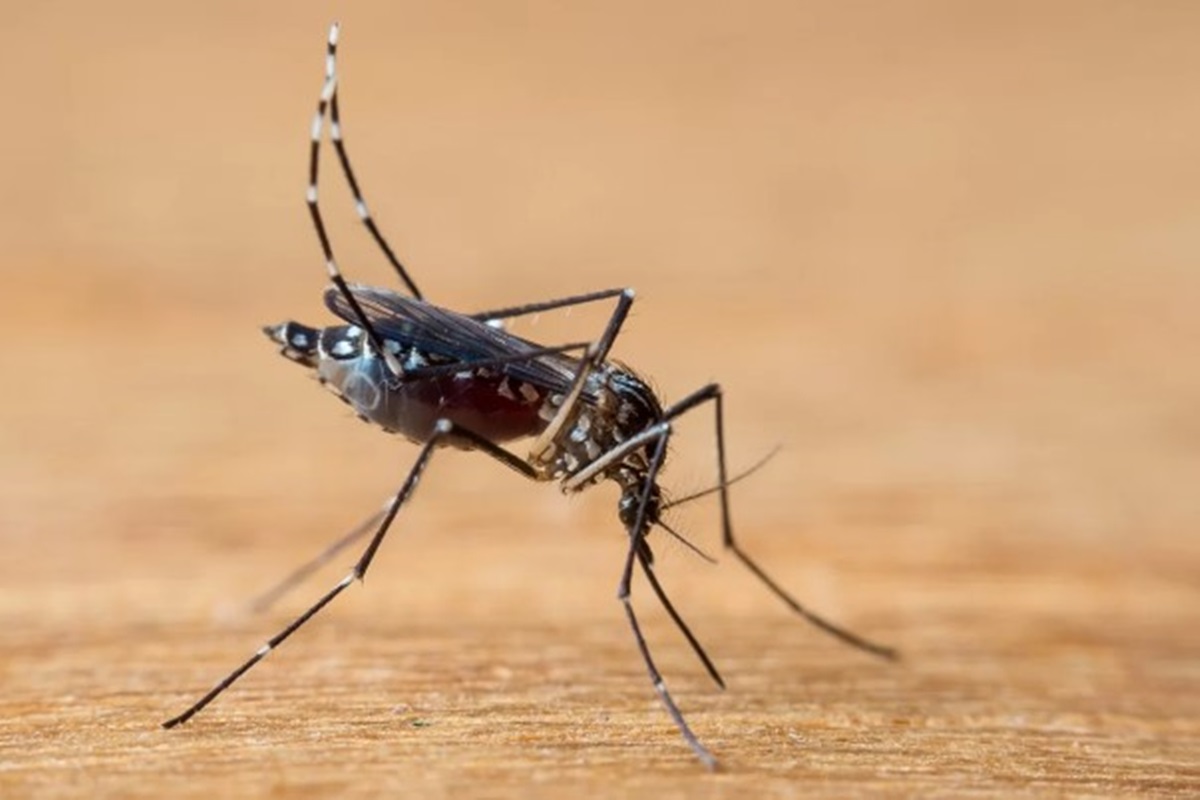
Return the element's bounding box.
[162,23,897,769]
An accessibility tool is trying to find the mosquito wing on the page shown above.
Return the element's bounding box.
[325,285,584,395]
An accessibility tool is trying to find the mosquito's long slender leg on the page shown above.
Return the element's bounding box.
[634,545,724,691]
[469,287,627,323]
[626,430,724,690]
[305,24,401,375]
[511,319,723,693]
[619,601,718,769]
[617,432,718,769]
[579,288,633,365]
[162,420,542,729]
[663,383,898,661]
[557,417,726,691]
[328,90,422,300]
[248,503,387,614]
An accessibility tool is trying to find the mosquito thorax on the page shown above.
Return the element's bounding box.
[540,365,665,492]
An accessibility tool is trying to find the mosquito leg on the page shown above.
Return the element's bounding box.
[619,601,718,770]
[580,288,633,364]
[244,422,558,616]
[328,90,423,300]
[162,427,444,729]
[626,432,725,690]
[326,24,620,307]
[663,384,898,661]
[616,431,718,769]
[162,420,541,729]
[469,287,627,323]
[633,548,724,691]
[247,503,387,614]
[305,24,401,375]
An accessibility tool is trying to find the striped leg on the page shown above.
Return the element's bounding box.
[664,383,898,661]
[328,86,422,299]
[162,420,538,729]
[618,428,718,769]
[304,23,402,375]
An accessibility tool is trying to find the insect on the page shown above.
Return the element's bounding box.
[162,23,896,769]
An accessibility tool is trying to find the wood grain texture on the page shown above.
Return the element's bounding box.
[1,2,1197,797]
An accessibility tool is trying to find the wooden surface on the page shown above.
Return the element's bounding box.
[1,2,1198,797]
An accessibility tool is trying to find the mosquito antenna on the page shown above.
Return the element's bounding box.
[660,444,781,512]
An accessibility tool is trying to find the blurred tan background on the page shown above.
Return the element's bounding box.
[1,2,1197,797]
